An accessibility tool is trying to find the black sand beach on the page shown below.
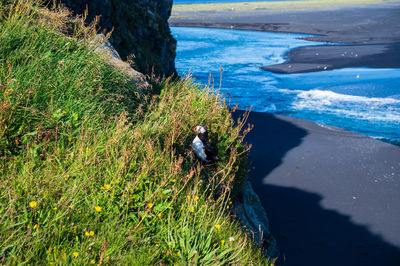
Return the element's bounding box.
[170,1,400,73]
[234,111,400,266]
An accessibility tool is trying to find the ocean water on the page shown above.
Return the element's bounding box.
[172,27,400,145]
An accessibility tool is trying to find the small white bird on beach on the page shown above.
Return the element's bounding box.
[192,125,220,163]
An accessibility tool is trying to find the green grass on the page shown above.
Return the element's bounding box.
[0,1,272,264]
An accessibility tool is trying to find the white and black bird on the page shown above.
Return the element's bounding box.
[192,125,220,163]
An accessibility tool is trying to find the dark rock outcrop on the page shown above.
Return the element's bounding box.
[232,181,279,259]
[91,34,149,90]
[59,0,177,77]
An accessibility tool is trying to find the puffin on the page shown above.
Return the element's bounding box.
[192,125,220,163]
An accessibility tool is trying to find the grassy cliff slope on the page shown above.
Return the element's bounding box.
[0,1,271,264]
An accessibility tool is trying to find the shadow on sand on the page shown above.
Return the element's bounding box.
[233,110,400,266]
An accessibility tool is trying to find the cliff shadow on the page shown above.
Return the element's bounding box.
[232,110,307,180]
[232,110,400,265]
[259,185,400,266]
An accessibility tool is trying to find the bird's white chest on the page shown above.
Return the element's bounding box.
[192,136,208,162]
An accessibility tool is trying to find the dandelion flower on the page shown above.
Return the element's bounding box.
[172,179,176,183]
[147,203,153,209]
[90,260,95,264]
[104,184,111,190]
[155,244,159,247]
[195,196,199,201]
[62,110,66,114]
[190,207,194,213]
[73,252,79,258]
[229,237,235,242]
[187,195,191,200]
[177,251,181,256]
[95,206,102,212]
[100,186,105,190]
[53,207,57,211]
[215,224,221,230]
[85,232,90,236]
[29,201,37,208]
[221,240,225,246]
[89,231,94,236]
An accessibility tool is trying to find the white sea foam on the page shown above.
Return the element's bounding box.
[279,89,400,122]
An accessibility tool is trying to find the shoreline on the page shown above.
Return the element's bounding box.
[170,1,400,73]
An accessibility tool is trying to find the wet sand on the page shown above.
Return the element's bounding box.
[170,1,400,73]
[233,110,400,265]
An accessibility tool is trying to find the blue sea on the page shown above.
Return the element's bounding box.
[172,27,400,145]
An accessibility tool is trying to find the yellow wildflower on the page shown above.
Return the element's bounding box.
[95,206,102,212]
[62,225,65,229]
[53,207,57,211]
[187,195,191,200]
[190,207,194,213]
[172,179,176,183]
[33,224,39,229]
[29,201,37,208]
[86,147,91,153]
[73,252,79,258]
[157,213,162,218]
[215,224,221,230]
[100,186,105,190]
[62,110,66,114]
[85,232,90,236]
[69,205,74,209]
[226,205,229,209]
[155,244,159,247]
[147,203,154,209]
[195,196,199,201]
[90,260,95,264]
[89,231,94,236]
[169,241,172,246]
[104,184,111,190]
[221,240,225,246]
[177,251,181,256]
